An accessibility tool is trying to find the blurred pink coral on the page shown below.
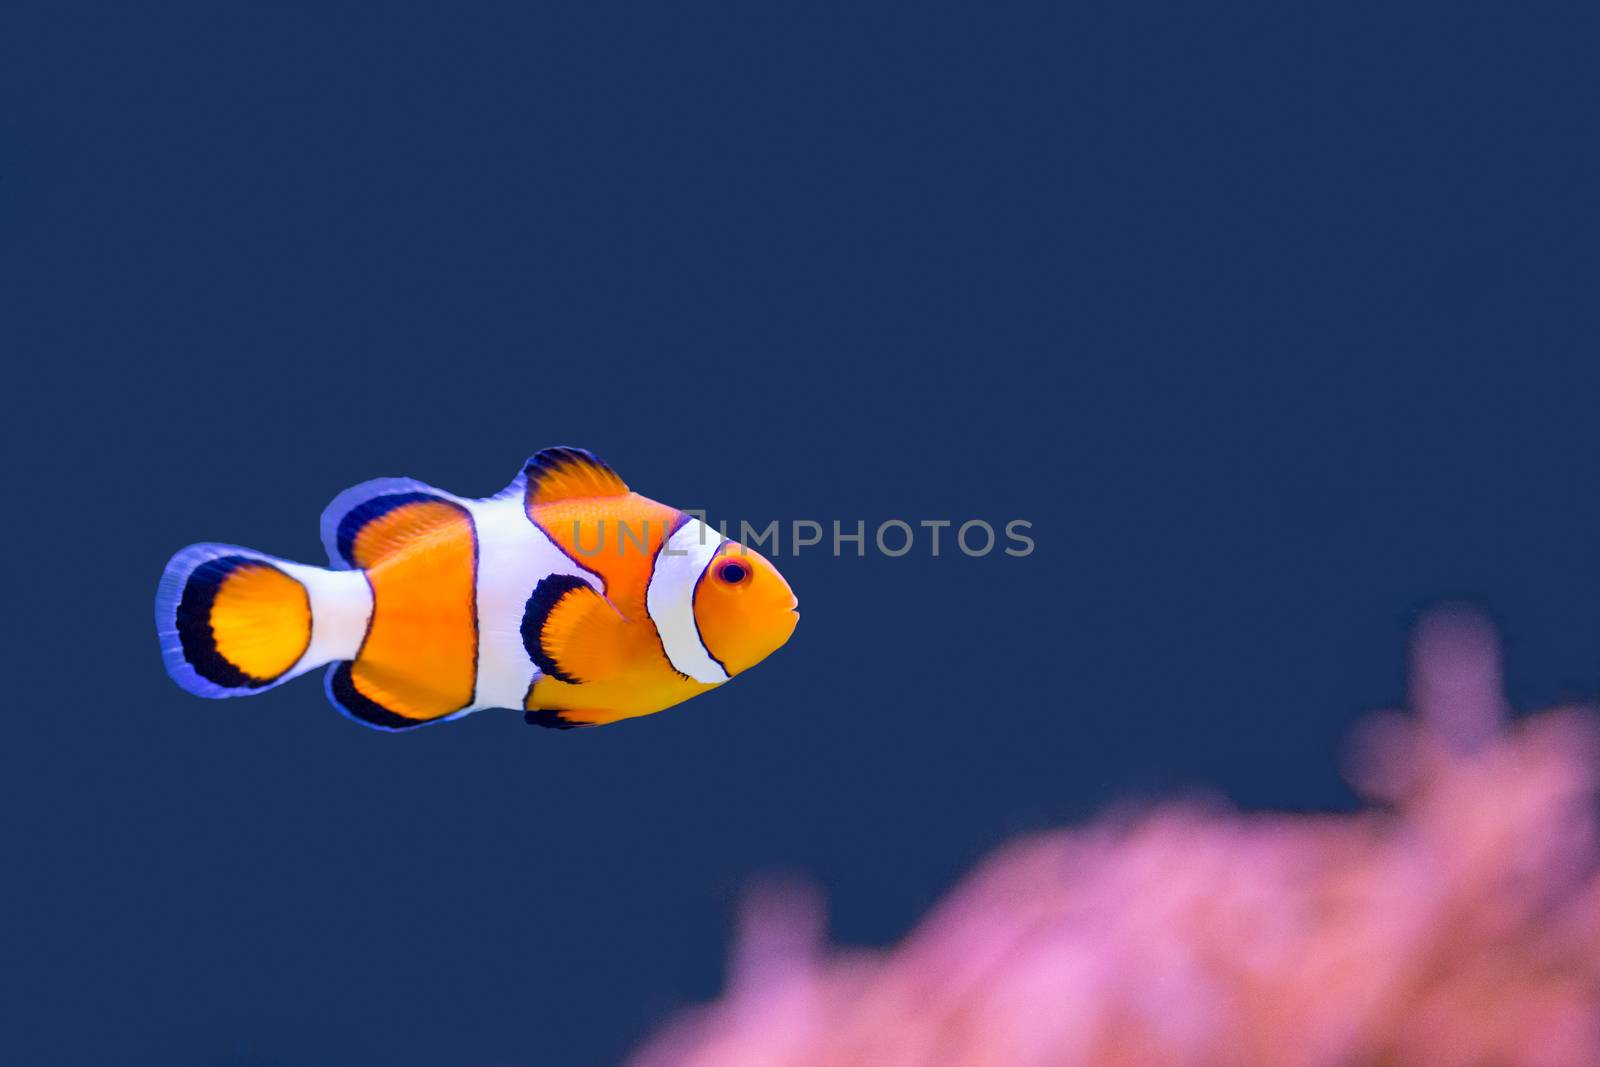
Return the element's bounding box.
[626,609,1600,1067]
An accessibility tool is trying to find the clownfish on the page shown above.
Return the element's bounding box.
[154,447,799,730]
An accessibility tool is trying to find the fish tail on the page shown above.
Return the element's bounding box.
[155,543,372,699]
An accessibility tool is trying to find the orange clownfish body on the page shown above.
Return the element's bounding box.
[156,448,799,731]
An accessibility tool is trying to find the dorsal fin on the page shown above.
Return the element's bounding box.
[521,447,629,507]
[318,476,468,569]
[318,479,467,572]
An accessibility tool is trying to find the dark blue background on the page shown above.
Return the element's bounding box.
[4,3,1597,1064]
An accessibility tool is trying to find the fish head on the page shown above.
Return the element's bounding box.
[692,541,799,677]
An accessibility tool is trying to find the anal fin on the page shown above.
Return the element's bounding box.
[327,662,466,732]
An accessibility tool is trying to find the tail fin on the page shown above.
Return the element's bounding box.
[156,543,372,699]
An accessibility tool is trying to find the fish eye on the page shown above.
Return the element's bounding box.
[715,559,751,587]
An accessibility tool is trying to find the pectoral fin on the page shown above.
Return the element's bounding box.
[520,574,628,686]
